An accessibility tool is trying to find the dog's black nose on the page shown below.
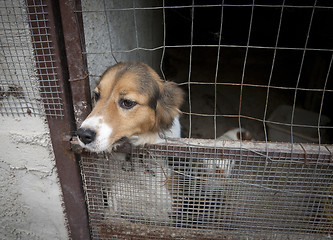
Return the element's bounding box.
[77,128,96,145]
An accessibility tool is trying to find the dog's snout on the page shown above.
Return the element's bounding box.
[77,128,96,145]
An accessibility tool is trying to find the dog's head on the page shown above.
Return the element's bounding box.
[76,62,184,152]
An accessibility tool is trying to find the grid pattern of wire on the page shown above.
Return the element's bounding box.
[80,144,333,239]
[77,0,333,238]
[79,0,333,145]
[0,0,63,117]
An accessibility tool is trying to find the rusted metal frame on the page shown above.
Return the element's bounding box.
[78,141,333,239]
[26,0,91,239]
[142,144,333,165]
[58,0,92,127]
[71,136,333,166]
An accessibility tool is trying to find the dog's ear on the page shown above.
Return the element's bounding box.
[155,81,184,131]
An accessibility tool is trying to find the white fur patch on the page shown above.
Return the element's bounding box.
[78,116,113,152]
[218,128,252,141]
[156,115,181,143]
[129,115,182,146]
[166,115,181,139]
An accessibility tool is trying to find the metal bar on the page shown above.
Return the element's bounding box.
[26,0,90,239]
[73,4,333,12]
[81,45,333,54]
[58,0,91,127]
[70,136,333,166]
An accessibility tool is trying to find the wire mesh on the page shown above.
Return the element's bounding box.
[79,0,333,144]
[80,144,333,239]
[0,0,63,117]
[77,0,333,239]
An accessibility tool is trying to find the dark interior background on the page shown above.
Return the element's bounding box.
[161,0,333,142]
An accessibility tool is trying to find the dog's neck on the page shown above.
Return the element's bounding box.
[129,115,181,146]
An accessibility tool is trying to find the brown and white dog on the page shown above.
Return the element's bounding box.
[77,62,184,152]
[77,62,236,225]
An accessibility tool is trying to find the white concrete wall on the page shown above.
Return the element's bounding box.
[0,0,68,239]
[0,117,68,239]
[81,0,163,91]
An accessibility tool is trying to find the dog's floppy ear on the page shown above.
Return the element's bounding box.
[155,81,184,131]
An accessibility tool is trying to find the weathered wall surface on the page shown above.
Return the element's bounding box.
[81,0,163,91]
[0,0,68,239]
[0,117,68,239]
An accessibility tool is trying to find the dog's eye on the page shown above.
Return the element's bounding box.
[94,91,100,102]
[119,98,137,109]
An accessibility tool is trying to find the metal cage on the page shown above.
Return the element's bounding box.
[79,142,333,239]
[76,0,333,239]
[2,0,332,239]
